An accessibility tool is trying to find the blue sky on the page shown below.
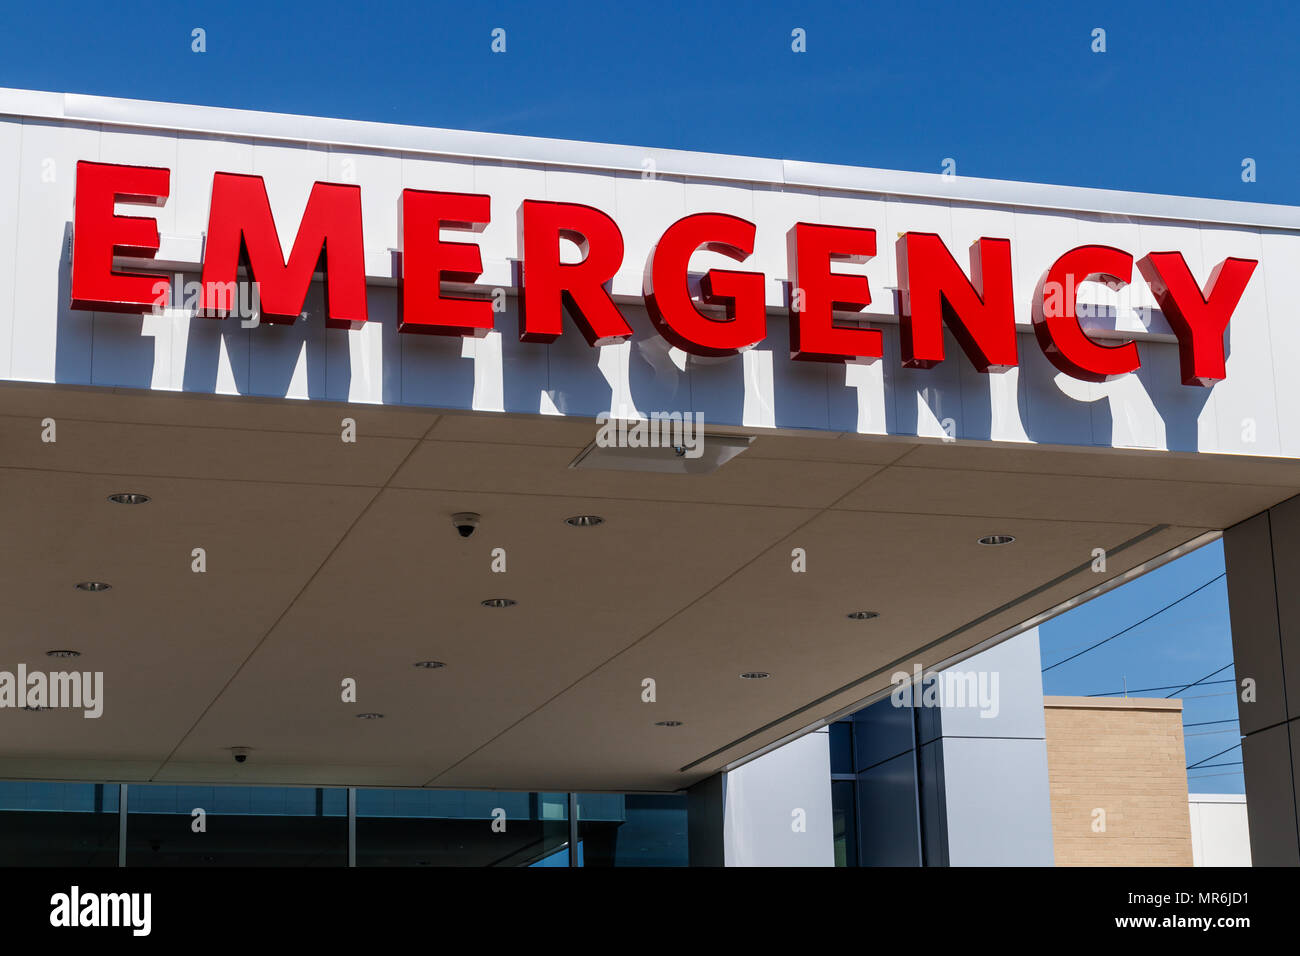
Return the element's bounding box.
[1,1,1263,791]
[1039,542,1240,793]
[2,1,1296,204]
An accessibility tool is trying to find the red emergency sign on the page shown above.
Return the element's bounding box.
[69,161,1257,387]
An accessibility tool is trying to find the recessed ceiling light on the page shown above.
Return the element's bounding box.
[565,515,604,528]
[75,581,111,592]
[978,534,1016,546]
[846,610,879,621]
[413,661,446,669]
[740,671,770,680]
[356,712,384,720]
[481,598,517,608]
[46,650,81,658]
[654,720,684,727]
[107,493,150,505]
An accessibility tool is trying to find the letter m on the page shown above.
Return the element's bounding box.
[51,672,80,709]
[102,893,130,927]
[199,173,367,328]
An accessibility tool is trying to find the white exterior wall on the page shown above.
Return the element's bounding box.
[0,88,1297,457]
[1188,793,1252,866]
[722,727,833,867]
[931,629,1055,866]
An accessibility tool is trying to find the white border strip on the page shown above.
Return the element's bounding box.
[2,87,1298,231]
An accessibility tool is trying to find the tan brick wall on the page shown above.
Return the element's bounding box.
[1043,696,1193,867]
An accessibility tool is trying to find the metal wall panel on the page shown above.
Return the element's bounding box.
[0,89,1294,460]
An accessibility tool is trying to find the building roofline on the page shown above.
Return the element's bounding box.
[3,86,1299,231]
[1043,695,1184,711]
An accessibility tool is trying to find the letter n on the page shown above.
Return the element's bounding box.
[896,233,1017,372]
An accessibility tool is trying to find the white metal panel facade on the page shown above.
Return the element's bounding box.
[0,87,1296,458]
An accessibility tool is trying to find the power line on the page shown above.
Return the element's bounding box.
[1042,573,1226,673]
[1184,718,1239,728]
[1187,761,1243,770]
[1165,662,1234,699]
[1043,610,1210,657]
[1086,679,1233,698]
[1188,743,1241,770]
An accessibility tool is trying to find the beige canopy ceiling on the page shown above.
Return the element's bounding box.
[1,380,1296,792]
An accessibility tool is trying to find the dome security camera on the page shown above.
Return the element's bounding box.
[452,513,481,538]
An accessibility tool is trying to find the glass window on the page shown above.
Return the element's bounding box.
[576,793,688,866]
[125,785,346,866]
[856,753,922,866]
[831,780,857,867]
[829,721,854,775]
[852,696,916,772]
[1,782,692,867]
[0,781,118,866]
[355,789,568,866]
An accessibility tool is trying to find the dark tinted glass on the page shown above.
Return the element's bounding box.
[831,779,857,867]
[577,793,688,866]
[126,785,346,866]
[356,789,568,866]
[829,721,854,774]
[852,695,916,771]
[856,752,921,866]
[0,782,118,866]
